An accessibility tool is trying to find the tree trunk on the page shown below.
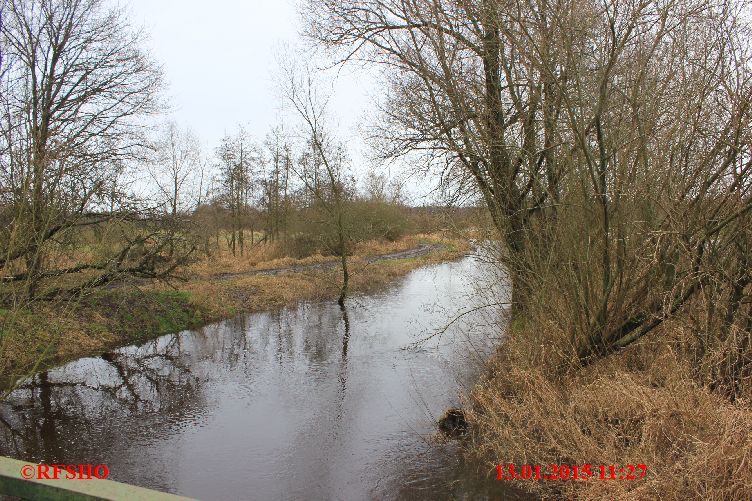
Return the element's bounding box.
[337,214,348,307]
[338,249,349,307]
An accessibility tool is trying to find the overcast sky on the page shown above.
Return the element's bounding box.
[120,0,432,200]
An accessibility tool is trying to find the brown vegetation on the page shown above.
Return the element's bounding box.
[468,315,752,500]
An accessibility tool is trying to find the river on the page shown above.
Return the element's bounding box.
[0,252,529,500]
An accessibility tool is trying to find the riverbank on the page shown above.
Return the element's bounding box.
[0,233,470,392]
[465,316,752,500]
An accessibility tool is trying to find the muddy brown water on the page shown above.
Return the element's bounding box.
[0,253,532,500]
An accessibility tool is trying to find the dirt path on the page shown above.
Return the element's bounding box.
[210,244,441,280]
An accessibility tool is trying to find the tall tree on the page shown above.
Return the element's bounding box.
[281,62,353,306]
[305,0,567,314]
[215,127,258,256]
[262,126,292,242]
[0,0,164,299]
[149,121,203,216]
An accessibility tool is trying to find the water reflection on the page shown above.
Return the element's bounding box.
[0,255,530,500]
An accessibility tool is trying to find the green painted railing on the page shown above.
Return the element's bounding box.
[0,456,198,501]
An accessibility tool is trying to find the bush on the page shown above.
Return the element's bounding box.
[285,232,322,258]
[276,200,412,258]
[345,200,411,243]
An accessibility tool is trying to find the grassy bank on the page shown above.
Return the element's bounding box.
[0,233,469,393]
[465,316,752,500]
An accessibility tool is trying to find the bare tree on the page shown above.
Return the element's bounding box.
[149,121,203,216]
[215,127,260,256]
[281,61,353,306]
[304,0,568,314]
[0,0,194,302]
[262,126,292,242]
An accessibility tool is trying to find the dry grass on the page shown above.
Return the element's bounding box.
[185,234,428,279]
[352,235,419,255]
[467,318,752,500]
[176,233,469,317]
[187,245,333,279]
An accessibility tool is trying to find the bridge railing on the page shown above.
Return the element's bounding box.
[0,456,197,501]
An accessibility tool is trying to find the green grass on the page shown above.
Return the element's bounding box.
[2,286,213,390]
[78,289,206,342]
